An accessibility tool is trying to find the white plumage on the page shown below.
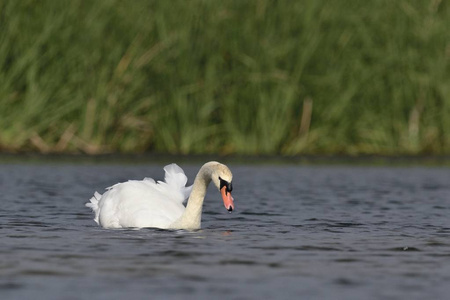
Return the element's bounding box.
[86,164,192,229]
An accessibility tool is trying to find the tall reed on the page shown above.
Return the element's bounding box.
[0,0,448,154]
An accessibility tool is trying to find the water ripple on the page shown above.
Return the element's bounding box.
[1,164,449,300]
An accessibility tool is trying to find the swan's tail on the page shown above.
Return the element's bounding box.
[85,192,101,224]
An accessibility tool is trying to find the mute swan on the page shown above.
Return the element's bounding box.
[85,161,234,230]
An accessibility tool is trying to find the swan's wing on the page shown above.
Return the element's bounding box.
[103,164,190,206]
[97,180,185,228]
[164,163,188,188]
[158,163,192,203]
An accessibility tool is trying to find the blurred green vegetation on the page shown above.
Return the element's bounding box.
[0,0,449,155]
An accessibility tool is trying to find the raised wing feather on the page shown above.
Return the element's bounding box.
[162,163,192,203]
[164,163,188,187]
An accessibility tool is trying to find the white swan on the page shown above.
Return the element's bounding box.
[85,161,234,230]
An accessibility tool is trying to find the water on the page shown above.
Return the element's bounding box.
[1,162,449,299]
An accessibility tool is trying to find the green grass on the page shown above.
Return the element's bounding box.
[0,0,449,155]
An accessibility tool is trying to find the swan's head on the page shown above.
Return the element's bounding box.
[209,163,234,212]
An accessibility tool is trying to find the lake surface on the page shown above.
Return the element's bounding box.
[1,162,449,299]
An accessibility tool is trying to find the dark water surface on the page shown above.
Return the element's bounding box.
[1,163,449,299]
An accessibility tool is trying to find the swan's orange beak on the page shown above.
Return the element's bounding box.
[221,186,234,212]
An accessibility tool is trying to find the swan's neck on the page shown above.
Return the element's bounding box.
[171,165,213,230]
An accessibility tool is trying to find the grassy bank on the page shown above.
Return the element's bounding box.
[0,0,449,155]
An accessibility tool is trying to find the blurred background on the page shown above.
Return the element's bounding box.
[0,0,448,156]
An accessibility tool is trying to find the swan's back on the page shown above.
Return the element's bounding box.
[86,164,192,229]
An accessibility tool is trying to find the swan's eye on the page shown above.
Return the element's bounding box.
[219,177,233,194]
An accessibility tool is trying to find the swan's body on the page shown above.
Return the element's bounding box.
[86,161,234,230]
